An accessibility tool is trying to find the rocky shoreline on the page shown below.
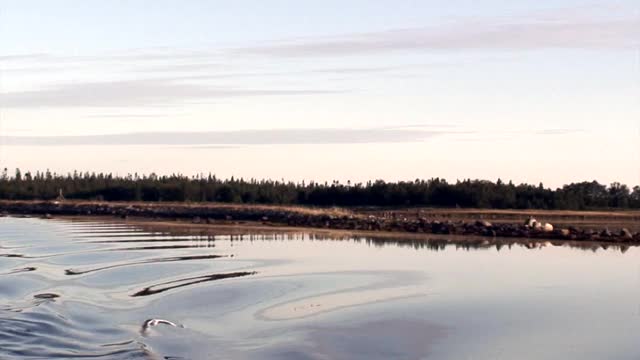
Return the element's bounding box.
[1,200,639,244]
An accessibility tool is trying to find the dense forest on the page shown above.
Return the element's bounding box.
[0,168,638,210]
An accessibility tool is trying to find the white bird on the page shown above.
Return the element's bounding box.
[141,318,184,334]
[525,217,553,232]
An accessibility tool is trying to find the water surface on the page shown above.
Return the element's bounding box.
[1,217,639,359]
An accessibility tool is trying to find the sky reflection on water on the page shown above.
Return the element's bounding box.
[0,217,639,359]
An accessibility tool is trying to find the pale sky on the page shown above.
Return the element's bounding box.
[0,0,638,187]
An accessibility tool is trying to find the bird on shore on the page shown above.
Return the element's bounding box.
[525,217,554,232]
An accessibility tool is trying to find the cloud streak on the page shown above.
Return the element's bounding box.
[86,113,173,119]
[132,62,225,73]
[0,53,49,62]
[0,127,579,146]
[533,129,584,135]
[233,14,639,57]
[0,79,341,108]
[0,127,446,146]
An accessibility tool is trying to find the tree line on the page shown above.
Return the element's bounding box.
[0,168,639,210]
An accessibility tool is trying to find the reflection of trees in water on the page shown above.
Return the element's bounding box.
[359,236,632,253]
[166,231,634,254]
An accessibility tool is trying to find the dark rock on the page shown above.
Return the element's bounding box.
[487,229,497,237]
[430,221,442,233]
[620,228,633,240]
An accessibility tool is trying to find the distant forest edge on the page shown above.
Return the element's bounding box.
[0,169,639,210]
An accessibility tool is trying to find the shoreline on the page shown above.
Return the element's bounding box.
[45,215,639,252]
[1,200,639,245]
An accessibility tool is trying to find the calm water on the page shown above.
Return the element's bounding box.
[1,217,639,359]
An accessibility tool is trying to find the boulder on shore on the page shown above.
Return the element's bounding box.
[476,220,492,228]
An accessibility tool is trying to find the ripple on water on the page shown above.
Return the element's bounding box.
[0,218,230,359]
[0,303,150,359]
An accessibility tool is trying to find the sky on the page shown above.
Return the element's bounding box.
[0,0,638,187]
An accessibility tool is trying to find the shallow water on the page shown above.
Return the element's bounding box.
[1,217,639,359]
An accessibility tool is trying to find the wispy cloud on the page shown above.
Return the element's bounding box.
[233,12,639,57]
[86,113,173,119]
[0,53,50,62]
[0,66,63,74]
[47,50,217,64]
[0,78,342,109]
[0,127,449,146]
[0,126,581,146]
[309,66,400,74]
[132,62,224,73]
[447,127,585,142]
[534,129,584,135]
[166,145,241,150]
